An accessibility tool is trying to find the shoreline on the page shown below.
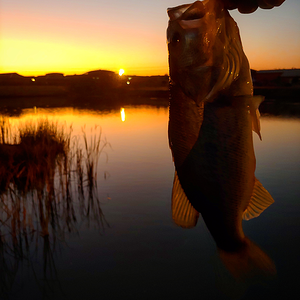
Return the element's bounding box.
[0,85,299,100]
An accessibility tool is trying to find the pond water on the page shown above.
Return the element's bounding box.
[0,103,300,300]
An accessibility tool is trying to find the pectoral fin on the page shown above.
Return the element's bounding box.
[250,96,264,140]
[242,178,274,221]
[172,171,199,228]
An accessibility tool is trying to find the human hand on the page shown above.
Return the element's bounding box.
[220,0,285,13]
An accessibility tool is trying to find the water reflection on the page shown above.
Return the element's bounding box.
[0,119,109,298]
[0,101,298,299]
[120,108,126,122]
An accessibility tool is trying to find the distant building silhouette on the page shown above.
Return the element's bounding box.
[1,68,299,99]
[0,73,31,85]
[84,69,119,89]
[252,69,300,87]
[120,75,169,90]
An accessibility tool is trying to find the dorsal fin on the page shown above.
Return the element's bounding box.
[242,178,274,221]
[172,171,199,228]
[249,95,264,140]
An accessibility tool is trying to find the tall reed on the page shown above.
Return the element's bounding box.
[0,118,110,298]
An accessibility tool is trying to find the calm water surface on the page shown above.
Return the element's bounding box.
[1,105,300,300]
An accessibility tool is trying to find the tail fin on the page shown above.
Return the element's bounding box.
[218,237,276,282]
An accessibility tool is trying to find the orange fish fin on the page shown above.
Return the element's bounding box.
[172,171,199,228]
[218,237,276,282]
[242,178,274,221]
[250,96,264,140]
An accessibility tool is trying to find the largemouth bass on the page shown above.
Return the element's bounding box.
[167,0,275,278]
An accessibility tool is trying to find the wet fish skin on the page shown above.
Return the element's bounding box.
[168,83,204,168]
[176,96,255,251]
[167,1,275,277]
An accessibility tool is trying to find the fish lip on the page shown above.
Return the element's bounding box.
[167,3,192,21]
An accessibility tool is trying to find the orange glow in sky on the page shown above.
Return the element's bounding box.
[0,1,299,76]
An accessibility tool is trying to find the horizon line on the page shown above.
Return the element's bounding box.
[1,67,300,78]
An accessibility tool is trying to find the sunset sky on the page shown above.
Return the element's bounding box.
[0,0,299,76]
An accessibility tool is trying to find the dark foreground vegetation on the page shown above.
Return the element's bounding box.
[0,119,110,297]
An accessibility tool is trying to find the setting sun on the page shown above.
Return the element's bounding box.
[0,1,299,76]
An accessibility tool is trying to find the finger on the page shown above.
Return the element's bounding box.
[238,0,259,14]
[266,0,285,6]
[222,0,285,12]
[258,0,274,9]
[222,0,239,10]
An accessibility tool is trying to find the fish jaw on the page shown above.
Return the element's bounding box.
[167,0,253,104]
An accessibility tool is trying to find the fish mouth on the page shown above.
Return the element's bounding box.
[168,1,206,21]
[167,3,192,21]
[167,1,213,67]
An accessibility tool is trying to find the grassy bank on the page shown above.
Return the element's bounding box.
[0,118,110,238]
[0,85,67,97]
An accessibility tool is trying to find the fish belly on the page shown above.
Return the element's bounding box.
[177,98,255,250]
[169,84,204,168]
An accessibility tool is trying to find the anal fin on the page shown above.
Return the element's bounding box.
[242,178,274,221]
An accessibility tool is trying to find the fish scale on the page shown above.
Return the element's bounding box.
[178,98,254,246]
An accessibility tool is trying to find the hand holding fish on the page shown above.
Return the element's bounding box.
[221,0,285,13]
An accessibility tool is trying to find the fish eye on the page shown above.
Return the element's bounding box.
[171,32,180,45]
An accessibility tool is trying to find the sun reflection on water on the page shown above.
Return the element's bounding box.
[120,108,125,122]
